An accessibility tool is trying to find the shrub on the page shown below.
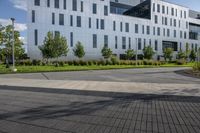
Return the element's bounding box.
[67,61,74,66]
[92,60,98,66]
[111,56,119,65]
[32,60,42,66]
[24,60,32,66]
[176,59,186,65]
[98,60,106,66]
[79,60,87,66]
[193,62,200,71]
[58,61,65,67]
[87,61,93,66]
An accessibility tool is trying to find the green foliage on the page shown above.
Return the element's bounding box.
[111,56,120,65]
[143,46,155,60]
[185,43,190,60]
[177,50,186,59]
[193,62,200,71]
[125,49,135,60]
[176,59,186,65]
[0,25,25,62]
[101,46,113,59]
[163,48,174,61]
[39,31,69,60]
[73,41,85,59]
[189,49,197,61]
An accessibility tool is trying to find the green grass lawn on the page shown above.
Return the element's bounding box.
[0,63,194,74]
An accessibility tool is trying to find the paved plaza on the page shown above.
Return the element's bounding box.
[0,68,199,133]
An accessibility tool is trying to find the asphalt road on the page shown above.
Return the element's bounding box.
[0,67,199,84]
[0,85,200,133]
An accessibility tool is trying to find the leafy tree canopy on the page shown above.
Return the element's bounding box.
[73,41,85,59]
[101,46,113,59]
[39,31,69,60]
[125,49,135,60]
[0,25,25,61]
[143,46,155,60]
[163,48,174,61]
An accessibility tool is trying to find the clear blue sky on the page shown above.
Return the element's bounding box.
[0,0,200,44]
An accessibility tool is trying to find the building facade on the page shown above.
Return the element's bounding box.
[27,0,200,60]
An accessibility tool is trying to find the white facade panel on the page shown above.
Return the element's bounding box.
[27,0,200,60]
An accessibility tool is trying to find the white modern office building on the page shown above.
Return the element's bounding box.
[27,0,200,60]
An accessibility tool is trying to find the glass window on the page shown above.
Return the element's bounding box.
[153,3,155,12]
[81,1,83,12]
[138,38,142,50]
[113,21,116,31]
[144,39,146,48]
[93,34,97,48]
[157,4,160,13]
[155,40,158,51]
[115,36,118,49]
[142,25,144,34]
[104,35,108,47]
[157,27,160,36]
[55,0,59,8]
[96,19,99,29]
[59,14,64,25]
[147,26,150,35]
[70,32,73,47]
[34,0,40,6]
[34,29,38,46]
[104,6,108,16]
[122,37,126,49]
[47,0,50,7]
[174,30,176,37]
[72,0,77,11]
[77,16,81,27]
[167,29,170,37]
[162,5,165,14]
[52,13,55,25]
[120,22,123,32]
[89,18,91,28]
[171,8,174,16]
[70,15,73,26]
[100,19,104,30]
[129,37,131,49]
[135,24,138,33]
[32,10,35,23]
[154,15,158,24]
[63,0,66,9]
[93,3,97,14]
[125,23,129,32]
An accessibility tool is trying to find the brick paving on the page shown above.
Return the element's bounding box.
[0,86,200,133]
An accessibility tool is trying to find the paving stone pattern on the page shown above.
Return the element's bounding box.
[0,86,199,133]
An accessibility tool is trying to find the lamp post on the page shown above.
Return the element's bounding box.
[10,18,17,72]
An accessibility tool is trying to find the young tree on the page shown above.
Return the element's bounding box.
[185,43,190,61]
[0,24,4,45]
[163,48,174,61]
[53,33,69,60]
[143,46,155,60]
[125,49,135,60]
[39,31,69,61]
[73,41,85,59]
[101,46,112,59]
[0,25,25,61]
[39,32,55,60]
[189,49,197,61]
[177,50,186,60]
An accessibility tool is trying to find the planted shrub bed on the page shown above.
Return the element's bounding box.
[15,59,165,67]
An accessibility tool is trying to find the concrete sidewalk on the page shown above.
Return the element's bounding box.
[0,78,199,96]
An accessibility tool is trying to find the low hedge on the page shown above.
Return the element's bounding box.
[15,59,165,67]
